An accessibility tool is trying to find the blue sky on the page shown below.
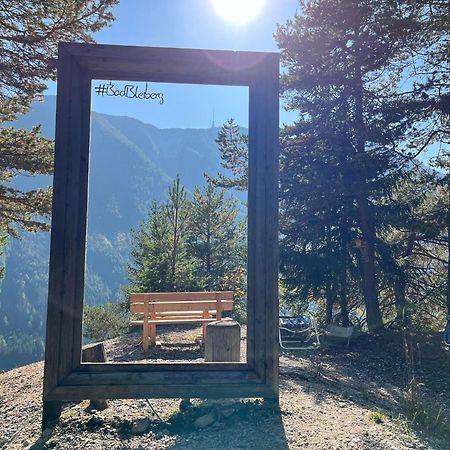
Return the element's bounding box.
[46,0,300,129]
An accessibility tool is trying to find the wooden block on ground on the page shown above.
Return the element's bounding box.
[205,318,240,362]
[82,342,108,410]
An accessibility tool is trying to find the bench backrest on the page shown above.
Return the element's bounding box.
[129,291,233,315]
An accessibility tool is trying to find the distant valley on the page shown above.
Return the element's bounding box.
[0,96,236,370]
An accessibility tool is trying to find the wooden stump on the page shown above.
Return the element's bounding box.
[82,342,108,410]
[205,318,240,362]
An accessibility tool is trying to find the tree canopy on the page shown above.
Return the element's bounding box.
[0,0,117,239]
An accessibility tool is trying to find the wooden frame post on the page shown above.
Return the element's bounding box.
[42,43,279,428]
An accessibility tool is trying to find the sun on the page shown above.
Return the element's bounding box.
[211,0,265,26]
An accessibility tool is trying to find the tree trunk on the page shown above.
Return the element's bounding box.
[395,232,415,326]
[394,275,407,326]
[353,67,383,332]
[355,197,383,331]
[325,281,334,325]
[206,218,211,289]
[340,203,350,327]
[170,204,179,289]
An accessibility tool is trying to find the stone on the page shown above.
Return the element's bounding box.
[220,405,238,418]
[193,412,216,429]
[132,419,149,435]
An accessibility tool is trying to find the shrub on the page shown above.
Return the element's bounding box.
[83,301,129,342]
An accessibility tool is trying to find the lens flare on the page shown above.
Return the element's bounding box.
[212,0,265,26]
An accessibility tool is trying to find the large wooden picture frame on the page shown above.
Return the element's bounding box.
[42,42,279,427]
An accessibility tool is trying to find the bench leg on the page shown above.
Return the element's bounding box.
[150,323,156,347]
[202,311,210,338]
[143,321,149,351]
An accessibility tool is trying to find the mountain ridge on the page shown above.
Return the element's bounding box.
[0,95,235,370]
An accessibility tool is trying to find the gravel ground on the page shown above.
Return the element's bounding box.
[0,329,448,449]
[103,324,247,363]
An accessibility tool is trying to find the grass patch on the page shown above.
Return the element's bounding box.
[400,380,450,438]
[369,410,387,424]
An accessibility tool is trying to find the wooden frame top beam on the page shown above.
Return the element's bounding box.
[60,42,279,85]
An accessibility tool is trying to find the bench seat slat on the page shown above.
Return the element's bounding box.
[131,315,212,321]
[131,318,217,325]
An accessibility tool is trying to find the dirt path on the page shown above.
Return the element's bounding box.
[0,330,448,449]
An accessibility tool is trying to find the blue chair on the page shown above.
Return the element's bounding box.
[279,308,320,350]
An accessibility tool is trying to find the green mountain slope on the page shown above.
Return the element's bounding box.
[0,96,229,370]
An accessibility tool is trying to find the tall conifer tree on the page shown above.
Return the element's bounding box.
[276,0,418,330]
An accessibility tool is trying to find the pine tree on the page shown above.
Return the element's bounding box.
[404,0,450,318]
[165,175,195,290]
[208,118,248,191]
[0,127,53,236]
[128,201,172,292]
[189,180,246,290]
[0,1,117,237]
[275,0,418,330]
[128,176,196,293]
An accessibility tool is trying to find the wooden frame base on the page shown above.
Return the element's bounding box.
[42,42,279,429]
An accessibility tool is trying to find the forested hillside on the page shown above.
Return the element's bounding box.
[0,96,232,370]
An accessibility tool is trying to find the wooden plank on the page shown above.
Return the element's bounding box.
[78,362,249,372]
[62,369,259,386]
[247,55,280,391]
[157,311,219,316]
[71,67,91,371]
[256,58,280,397]
[43,43,73,401]
[131,303,233,314]
[61,42,278,87]
[131,318,215,325]
[146,318,216,324]
[153,300,233,314]
[132,300,233,313]
[57,58,91,380]
[130,291,233,302]
[47,382,276,401]
[131,316,208,323]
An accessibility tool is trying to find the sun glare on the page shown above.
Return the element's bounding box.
[212,0,265,26]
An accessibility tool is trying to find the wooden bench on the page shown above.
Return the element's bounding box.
[130,291,234,350]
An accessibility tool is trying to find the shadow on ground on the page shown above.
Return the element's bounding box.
[30,399,288,450]
[279,330,450,450]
